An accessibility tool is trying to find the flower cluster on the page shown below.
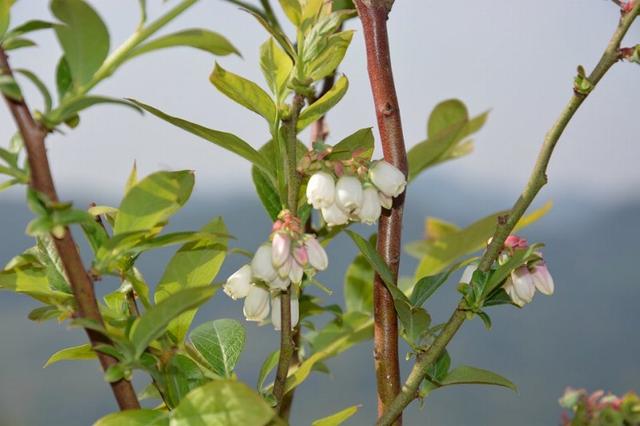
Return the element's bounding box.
[223,211,328,329]
[500,235,554,306]
[559,387,640,426]
[305,160,406,227]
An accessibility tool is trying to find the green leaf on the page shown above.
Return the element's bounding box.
[154,217,228,342]
[0,74,22,100]
[440,365,517,392]
[129,29,239,59]
[297,75,348,131]
[2,37,35,50]
[345,230,394,287]
[51,0,109,87]
[28,305,62,322]
[306,30,353,81]
[344,247,374,313]
[312,405,360,426]
[411,201,552,278]
[278,0,302,26]
[113,170,194,235]
[242,8,295,60]
[14,68,52,112]
[50,96,142,124]
[0,266,74,306]
[0,0,12,39]
[94,409,169,426]
[130,100,274,180]
[44,343,95,367]
[252,140,282,220]
[162,354,206,408]
[189,319,246,378]
[129,286,215,358]
[3,19,53,39]
[328,127,374,161]
[259,37,293,100]
[257,350,279,391]
[209,63,276,123]
[428,99,468,139]
[409,259,474,307]
[55,56,72,101]
[171,381,277,426]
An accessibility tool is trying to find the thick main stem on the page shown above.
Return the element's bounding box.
[377,5,640,425]
[273,93,305,414]
[0,49,140,410]
[354,1,407,423]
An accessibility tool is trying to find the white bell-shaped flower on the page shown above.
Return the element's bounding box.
[504,266,535,306]
[243,285,270,321]
[268,275,291,290]
[321,202,349,227]
[459,264,477,285]
[223,264,253,300]
[335,175,363,215]
[306,172,335,209]
[378,191,393,209]
[271,232,291,268]
[359,186,382,225]
[289,259,304,283]
[251,244,278,282]
[271,294,300,330]
[305,236,328,271]
[530,262,554,295]
[369,160,407,198]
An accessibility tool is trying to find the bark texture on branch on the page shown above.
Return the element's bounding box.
[354,2,407,423]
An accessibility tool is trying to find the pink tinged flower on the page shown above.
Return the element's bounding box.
[293,245,308,266]
[251,244,278,282]
[378,191,393,210]
[335,175,364,215]
[289,259,304,283]
[271,294,300,331]
[305,236,328,271]
[223,264,253,300]
[321,202,349,227]
[243,285,270,321]
[359,186,382,225]
[271,232,291,268]
[268,275,291,290]
[277,257,292,279]
[369,160,407,198]
[306,171,336,209]
[530,262,554,295]
[509,266,536,306]
[504,235,529,249]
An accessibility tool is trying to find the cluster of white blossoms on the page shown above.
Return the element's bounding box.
[305,160,407,227]
[223,211,328,330]
[461,235,554,307]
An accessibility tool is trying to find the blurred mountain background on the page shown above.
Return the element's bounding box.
[1,178,638,425]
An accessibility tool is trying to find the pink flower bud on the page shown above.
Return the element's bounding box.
[305,236,328,271]
[369,160,406,198]
[243,285,270,321]
[358,186,382,225]
[251,244,278,282]
[530,262,554,295]
[306,171,336,209]
[504,235,529,249]
[321,202,349,227]
[271,232,291,268]
[223,264,253,300]
[335,175,364,215]
[293,245,308,266]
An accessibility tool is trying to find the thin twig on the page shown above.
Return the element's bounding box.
[354,1,406,423]
[0,48,141,410]
[377,5,640,425]
[273,93,305,413]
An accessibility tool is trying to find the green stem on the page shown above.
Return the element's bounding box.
[46,0,198,122]
[377,5,640,426]
[273,93,305,414]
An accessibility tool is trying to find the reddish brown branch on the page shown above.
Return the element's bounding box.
[0,49,140,410]
[354,1,406,423]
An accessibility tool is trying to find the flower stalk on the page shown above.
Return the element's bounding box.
[377,4,640,425]
[354,0,408,422]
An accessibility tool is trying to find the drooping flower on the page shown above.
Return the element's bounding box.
[321,202,349,227]
[289,258,304,283]
[271,294,300,331]
[271,232,291,268]
[378,191,393,210]
[306,171,335,209]
[243,285,270,321]
[459,264,477,284]
[293,245,308,266]
[369,160,406,198]
[251,244,278,282]
[504,266,535,306]
[359,186,382,225]
[223,264,253,300]
[268,275,291,291]
[305,236,328,271]
[335,175,364,215]
[530,261,554,295]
